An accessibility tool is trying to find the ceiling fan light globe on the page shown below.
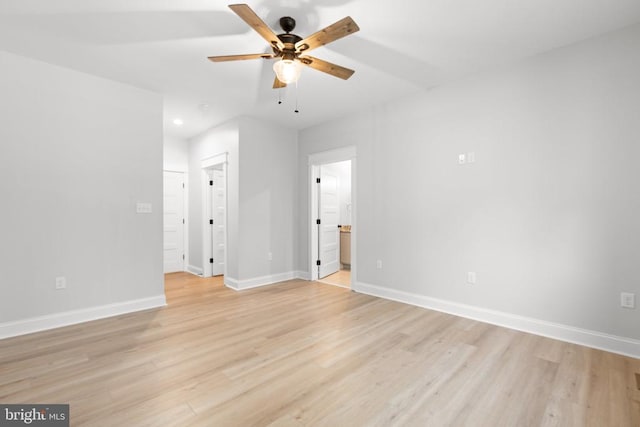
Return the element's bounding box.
[273,59,302,84]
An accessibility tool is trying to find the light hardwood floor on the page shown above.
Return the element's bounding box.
[319,269,351,288]
[1,272,639,426]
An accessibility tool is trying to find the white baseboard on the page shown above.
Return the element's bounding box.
[296,270,311,280]
[0,295,167,340]
[224,271,299,291]
[187,264,203,276]
[354,282,640,359]
[224,276,240,290]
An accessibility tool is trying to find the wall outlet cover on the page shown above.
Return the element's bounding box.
[467,272,476,284]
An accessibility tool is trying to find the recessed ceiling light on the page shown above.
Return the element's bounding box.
[173,118,184,126]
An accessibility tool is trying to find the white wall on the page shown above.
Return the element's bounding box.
[186,116,297,286]
[298,24,640,351]
[238,117,298,281]
[0,51,165,332]
[163,135,188,172]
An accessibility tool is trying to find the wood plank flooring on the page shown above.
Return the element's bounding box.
[1,272,639,426]
[319,269,351,288]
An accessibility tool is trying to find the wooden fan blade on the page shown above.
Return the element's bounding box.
[299,56,355,80]
[208,53,274,62]
[295,16,359,53]
[273,77,287,89]
[229,4,284,50]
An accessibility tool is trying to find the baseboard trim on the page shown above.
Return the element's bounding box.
[296,270,311,280]
[224,276,240,290]
[354,282,640,359]
[0,295,167,340]
[187,264,203,276]
[224,271,299,291]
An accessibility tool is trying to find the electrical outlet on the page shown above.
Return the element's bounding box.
[621,292,635,309]
[376,260,383,269]
[467,272,476,284]
[458,154,466,165]
[268,252,273,261]
[55,276,66,290]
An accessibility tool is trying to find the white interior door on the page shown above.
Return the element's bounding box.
[319,167,340,278]
[211,168,225,276]
[163,171,184,273]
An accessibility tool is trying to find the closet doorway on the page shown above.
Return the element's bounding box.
[202,153,227,278]
[309,147,356,289]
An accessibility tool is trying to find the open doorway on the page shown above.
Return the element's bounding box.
[310,151,355,289]
[202,154,227,279]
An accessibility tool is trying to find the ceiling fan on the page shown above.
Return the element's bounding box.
[208,4,359,88]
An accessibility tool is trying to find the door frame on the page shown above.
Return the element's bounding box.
[163,169,188,273]
[308,146,356,285]
[201,152,228,278]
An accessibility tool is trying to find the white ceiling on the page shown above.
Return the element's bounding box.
[1,0,640,140]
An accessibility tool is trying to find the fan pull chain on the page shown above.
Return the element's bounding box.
[294,80,300,113]
[277,87,282,105]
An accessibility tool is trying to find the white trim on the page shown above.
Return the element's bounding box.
[310,164,320,281]
[296,270,311,280]
[224,276,240,290]
[224,271,298,291]
[201,152,228,169]
[308,146,357,165]
[187,264,203,276]
[0,295,167,340]
[354,282,640,359]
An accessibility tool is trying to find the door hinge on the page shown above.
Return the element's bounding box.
[316,178,321,184]
[316,260,321,266]
[209,180,213,186]
[209,219,214,225]
[182,254,185,260]
[316,219,321,225]
[210,258,214,264]
[182,183,185,188]
[182,218,185,224]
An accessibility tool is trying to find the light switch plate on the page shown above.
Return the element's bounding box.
[467,152,476,163]
[621,292,635,309]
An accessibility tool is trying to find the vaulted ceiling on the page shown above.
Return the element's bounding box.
[1,0,640,139]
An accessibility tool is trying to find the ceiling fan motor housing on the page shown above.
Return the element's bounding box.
[279,16,296,33]
[275,31,302,59]
[275,16,303,58]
